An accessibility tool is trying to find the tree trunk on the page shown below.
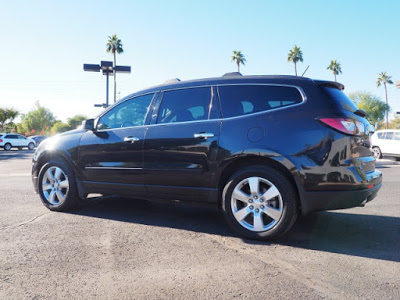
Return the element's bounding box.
[384,82,388,129]
[237,61,240,72]
[113,51,117,103]
[294,62,297,76]
[334,73,337,82]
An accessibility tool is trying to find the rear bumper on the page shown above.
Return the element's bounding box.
[299,170,382,214]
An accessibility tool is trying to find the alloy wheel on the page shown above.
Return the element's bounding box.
[41,166,69,205]
[231,176,283,232]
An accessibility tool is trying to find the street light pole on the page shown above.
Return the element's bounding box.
[83,61,131,108]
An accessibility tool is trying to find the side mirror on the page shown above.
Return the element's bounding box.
[82,119,95,131]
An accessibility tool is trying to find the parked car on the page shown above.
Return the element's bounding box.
[0,133,36,150]
[371,129,400,160]
[32,74,382,240]
[30,135,47,146]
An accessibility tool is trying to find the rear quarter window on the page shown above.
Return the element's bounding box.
[218,85,303,118]
[321,87,358,113]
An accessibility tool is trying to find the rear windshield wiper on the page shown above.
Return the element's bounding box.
[354,109,367,118]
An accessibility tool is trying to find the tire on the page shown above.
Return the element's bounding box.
[222,165,298,240]
[372,147,382,160]
[37,159,80,211]
[4,143,11,151]
[28,143,35,150]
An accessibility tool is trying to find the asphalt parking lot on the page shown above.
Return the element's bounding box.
[0,149,399,299]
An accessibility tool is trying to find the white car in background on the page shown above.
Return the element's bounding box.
[371,129,400,160]
[0,133,36,151]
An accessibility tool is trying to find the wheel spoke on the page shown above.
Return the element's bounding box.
[49,190,56,203]
[263,205,282,221]
[56,190,66,202]
[42,183,52,191]
[253,212,264,231]
[233,207,251,221]
[59,180,69,189]
[232,188,250,203]
[54,168,62,181]
[261,186,280,201]
[248,177,259,196]
[45,169,56,182]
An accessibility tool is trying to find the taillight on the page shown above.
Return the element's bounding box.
[0,139,2,142]
[319,118,366,136]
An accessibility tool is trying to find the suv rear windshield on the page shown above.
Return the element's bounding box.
[321,87,358,113]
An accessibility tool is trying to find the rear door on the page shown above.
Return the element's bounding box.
[142,86,221,202]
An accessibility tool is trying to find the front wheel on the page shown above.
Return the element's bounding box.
[28,143,35,150]
[222,166,298,240]
[38,159,80,211]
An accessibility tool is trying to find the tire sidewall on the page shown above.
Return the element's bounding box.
[4,143,11,151]
[222,166,298,240]
[28,143,34,150]
[38,159,78,211]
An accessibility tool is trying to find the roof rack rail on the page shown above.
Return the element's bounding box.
[222,72,243,77]
[164,78,181,84]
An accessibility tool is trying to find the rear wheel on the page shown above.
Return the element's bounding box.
[372,147,381,160]
[4,143,11,151]
[222,166,298,240]
[28,143,35,150]
[38,159,80,211]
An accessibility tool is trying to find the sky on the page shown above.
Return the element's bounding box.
[0,0,399,122]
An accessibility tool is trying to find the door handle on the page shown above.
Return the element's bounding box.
[194,132,215,139]
[124,136,140,143]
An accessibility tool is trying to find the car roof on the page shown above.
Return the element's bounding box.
[94,74,344,120]
[125,75,343,98]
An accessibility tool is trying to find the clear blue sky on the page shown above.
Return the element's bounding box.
[0,0,399,122]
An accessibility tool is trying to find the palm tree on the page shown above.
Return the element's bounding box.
[106,34,124,103]
[376,72,394,129]
[287,45,303,76]
[327,60,342,82]
[231,51,246,73]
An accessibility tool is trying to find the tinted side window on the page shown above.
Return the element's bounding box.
[377,132,383,139]
[385,132,394,140]
[157,87,212,124]
[218,85,303,118]
[18,135,26,139]
[98,94,154,130]
[395,132,400,141]
[5,135,17,139]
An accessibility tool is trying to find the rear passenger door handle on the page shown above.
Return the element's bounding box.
[124,136,140,143]
[194,132,214,139]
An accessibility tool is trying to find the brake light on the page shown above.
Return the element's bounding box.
[319,118,365,136]
[0,139,2,142]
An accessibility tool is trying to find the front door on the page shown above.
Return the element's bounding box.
[143,86,221,203]
[79,93,156,196]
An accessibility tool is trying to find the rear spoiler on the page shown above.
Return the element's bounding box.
[314,80,345,91]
